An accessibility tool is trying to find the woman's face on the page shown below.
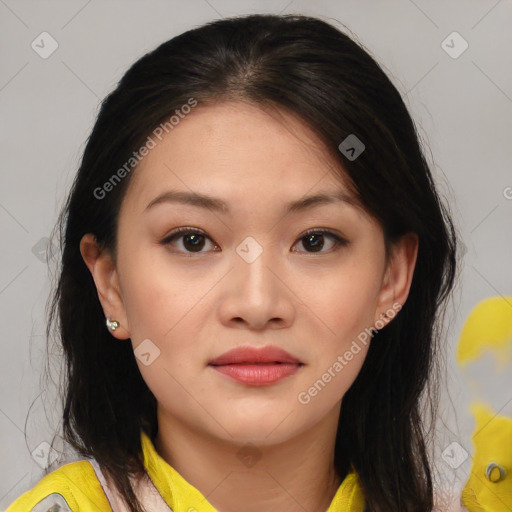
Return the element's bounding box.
[83,101,416,445]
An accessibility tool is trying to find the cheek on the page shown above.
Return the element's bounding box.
[319,264,381,341]
[304,257,381,402]
[119,247,189,338]
[134,352,195,427]
[119,254,208,379]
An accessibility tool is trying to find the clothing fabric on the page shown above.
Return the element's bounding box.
[6,430,366,511]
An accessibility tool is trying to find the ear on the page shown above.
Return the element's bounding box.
[373,232,418,328]
[79,233,130,339]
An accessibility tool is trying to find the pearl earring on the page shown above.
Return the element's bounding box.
[106,317,119,332]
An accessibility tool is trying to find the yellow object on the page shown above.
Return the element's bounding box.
[5,430,366,511]
[456,296,512,369]
[461,403,512,512]
[456,297,512,511]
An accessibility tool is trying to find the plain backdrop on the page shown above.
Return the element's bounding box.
[1,1,511,510]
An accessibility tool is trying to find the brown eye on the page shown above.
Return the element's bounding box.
[293,229,348,254]
[161,228,217,253]
[161,227,348,255]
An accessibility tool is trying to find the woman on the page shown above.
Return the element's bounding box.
[7,13,459,512]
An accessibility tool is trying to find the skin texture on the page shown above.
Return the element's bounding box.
[80,101,418,512]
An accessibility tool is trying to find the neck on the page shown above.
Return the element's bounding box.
[154,406,344,512]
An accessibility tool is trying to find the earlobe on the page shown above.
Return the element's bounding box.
[79,233,130,339]
[374,232,418,328]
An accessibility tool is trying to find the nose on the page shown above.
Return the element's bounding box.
[217,239,295,331]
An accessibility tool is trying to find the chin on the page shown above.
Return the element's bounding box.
[210,409,304,446]
[226,427,295,447]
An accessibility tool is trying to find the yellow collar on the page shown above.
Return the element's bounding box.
[140,431,365,511]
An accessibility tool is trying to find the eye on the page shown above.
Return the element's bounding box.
[160,227,218,254]
[160,227,348,255]
[292,228,348,254]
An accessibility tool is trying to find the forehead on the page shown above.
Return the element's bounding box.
[122,101,359,213]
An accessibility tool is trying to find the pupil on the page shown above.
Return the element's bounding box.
[184,234,204,251]
[305,234,323,252]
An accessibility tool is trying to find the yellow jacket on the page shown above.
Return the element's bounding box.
[7,427,512,512]
[6,430,366,511]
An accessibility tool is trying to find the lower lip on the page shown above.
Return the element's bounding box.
[209,363,302,386]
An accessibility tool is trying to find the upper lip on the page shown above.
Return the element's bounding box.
[208,346,302,365]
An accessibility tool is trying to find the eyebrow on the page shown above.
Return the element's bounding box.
[144,189,359,215]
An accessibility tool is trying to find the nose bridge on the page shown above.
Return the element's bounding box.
[234,234,278,296]
[217,232,293,329]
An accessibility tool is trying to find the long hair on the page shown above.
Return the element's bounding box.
[44,13,458,512]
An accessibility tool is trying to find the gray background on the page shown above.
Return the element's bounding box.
[1,1,511,510]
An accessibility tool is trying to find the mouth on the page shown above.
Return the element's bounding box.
[208,346,303,386]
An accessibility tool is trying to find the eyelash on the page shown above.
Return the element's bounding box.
[160,227,349,255]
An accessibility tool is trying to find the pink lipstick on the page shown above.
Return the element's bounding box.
[208,346,303,386]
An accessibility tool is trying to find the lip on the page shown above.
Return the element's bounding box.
[208,346,303,386]
[208,346,302,365]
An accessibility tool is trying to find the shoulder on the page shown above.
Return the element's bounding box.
[5,460,111,512]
